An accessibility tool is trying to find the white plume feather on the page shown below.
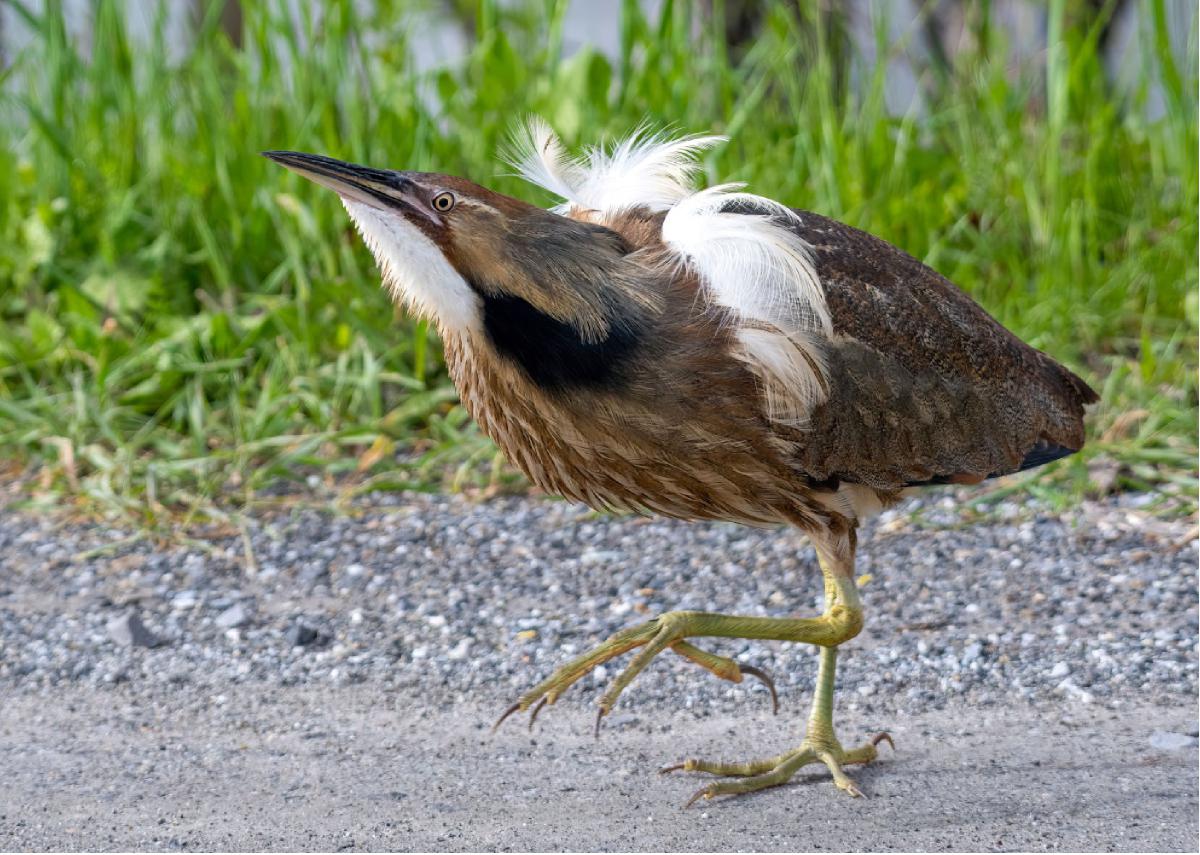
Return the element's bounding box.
[661,184,832,425]
[662,184,830,334]
[508,116,584,205]
[572,125,726,212]
[509,118,724,213]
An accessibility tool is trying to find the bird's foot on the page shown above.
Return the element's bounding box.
[663,731,893,805]
[492,611,783,735]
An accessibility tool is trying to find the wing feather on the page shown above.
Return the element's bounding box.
[779,211,1098,490]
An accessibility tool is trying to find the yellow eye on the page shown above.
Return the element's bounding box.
[432,191,455,212]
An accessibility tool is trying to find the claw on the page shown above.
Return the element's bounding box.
[528,697,549,731]
[870,731,895,751]
[659,762,687,775]
[685,787,712,808]
[491,702,521,734]
[738,664,779,714]
[594,706,607,739]
[843,783,864,798]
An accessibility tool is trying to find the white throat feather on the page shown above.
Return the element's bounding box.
[341,199,480,334]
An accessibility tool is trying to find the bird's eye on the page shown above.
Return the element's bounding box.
[432,191,455,212]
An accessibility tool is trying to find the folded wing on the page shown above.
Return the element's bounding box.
[781,211,1098,491]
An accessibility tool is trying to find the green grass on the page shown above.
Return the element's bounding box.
[0,0,1196,524]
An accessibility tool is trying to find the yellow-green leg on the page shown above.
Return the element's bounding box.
[492,532,892,802]
[493,563,863,735]
[665,645,893,803]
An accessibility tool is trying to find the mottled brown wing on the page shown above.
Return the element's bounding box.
[785,211,1098,491]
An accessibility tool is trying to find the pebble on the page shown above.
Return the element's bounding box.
[215,603,250,629]
[1148,730,1199,751]
[105,612,159,648]
[285,622,324,648]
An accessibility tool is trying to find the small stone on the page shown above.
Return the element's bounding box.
[446,638,472,660]
[215,603,250,629]
[1049,662,1071,679]
[106,612,159,648]
[103,667,129,683]
[1149,730,1199,751]
[285,621,323,647]
[961,642,983,665]
[581,549,622,566]
[299,564,329,586]
[1056,678,1094,703]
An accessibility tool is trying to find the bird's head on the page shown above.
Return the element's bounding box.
[263,151,639,345]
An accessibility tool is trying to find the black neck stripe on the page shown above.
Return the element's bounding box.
[470,282,641,392]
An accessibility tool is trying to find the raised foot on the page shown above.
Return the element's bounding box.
[492,611,785,735]
[662,731,894,805]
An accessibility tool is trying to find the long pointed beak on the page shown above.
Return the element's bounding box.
[262,151,429,217]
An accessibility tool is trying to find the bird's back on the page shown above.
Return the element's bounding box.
[781,210,1098,491]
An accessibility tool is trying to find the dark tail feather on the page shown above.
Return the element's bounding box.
[905,438,1080,487]
[1017,438,1079,472]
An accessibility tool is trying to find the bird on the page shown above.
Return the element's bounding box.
[264,119,1097,804]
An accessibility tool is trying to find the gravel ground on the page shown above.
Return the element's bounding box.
[2,491,1196,711]
[0,489,1197,850]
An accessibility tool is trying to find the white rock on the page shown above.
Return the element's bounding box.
[447,638,472,660]
[1149,731,1199,751]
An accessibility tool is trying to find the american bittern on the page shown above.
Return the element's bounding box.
[265,120,1097,803]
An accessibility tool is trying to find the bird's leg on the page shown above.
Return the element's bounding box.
[665,543,893,803]
[495,573,861,733]
[493,530,871,745]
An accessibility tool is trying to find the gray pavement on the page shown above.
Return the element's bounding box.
[0,688,1196,851]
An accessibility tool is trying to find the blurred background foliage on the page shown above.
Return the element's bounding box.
[0,0,1195,523]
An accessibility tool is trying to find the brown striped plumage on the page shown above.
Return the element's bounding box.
[265,124,1098,801]
[439,202,1096,535]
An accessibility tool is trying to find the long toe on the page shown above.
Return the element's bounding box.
[668,731,893,805]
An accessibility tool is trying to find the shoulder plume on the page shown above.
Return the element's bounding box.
[662,185,832,426]
[506,116,584,204]
[508,117,724,214]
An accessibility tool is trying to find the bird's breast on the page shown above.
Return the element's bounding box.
[441,332,830,529]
